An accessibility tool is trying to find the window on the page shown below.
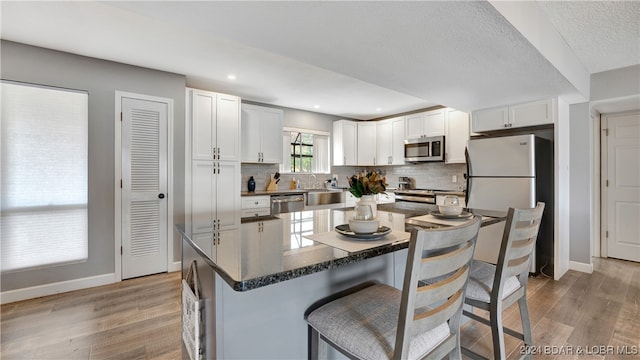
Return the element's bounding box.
[281,128,330,174]
[1,81,88,272]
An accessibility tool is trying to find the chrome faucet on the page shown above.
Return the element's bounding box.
[310,173,317,189]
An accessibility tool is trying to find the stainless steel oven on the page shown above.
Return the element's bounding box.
[404,135,445,162]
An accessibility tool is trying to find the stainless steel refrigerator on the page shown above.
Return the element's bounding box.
[465,134,554,275]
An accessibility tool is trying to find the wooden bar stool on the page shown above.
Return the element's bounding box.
[462,202,545,360]
[305,216,482,360]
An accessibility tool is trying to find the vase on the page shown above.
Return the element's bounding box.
[356,195,377,219]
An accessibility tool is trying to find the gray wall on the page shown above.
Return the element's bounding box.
[569,102,591,264]
[1,41,186,291]
[591,65,640,101]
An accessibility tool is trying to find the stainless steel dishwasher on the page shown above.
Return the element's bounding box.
[270,194,305,214]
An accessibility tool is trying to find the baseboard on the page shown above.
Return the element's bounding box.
[170,260,181,273]
[569,260,593,274]
[1,273,117,305]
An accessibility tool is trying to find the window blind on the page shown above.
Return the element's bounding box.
[1,81,88,272]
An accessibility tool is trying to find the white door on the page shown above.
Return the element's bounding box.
[121,97,168,279]
[604,111,640,262]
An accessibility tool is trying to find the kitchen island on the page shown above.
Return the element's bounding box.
[178,205,504,359]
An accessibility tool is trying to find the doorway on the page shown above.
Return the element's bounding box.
[115,92,174,279]
[601,110,640,263]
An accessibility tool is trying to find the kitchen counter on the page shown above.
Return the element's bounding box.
[179,204,505,359]
[178,204,504,292]
[240,188,346,196]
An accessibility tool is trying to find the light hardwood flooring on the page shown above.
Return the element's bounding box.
[1,257,638,360]
[1,272,181,360]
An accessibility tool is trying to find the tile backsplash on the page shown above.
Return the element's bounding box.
[241,162,466,192]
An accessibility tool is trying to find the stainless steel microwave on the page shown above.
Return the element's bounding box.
[404,136,445,162]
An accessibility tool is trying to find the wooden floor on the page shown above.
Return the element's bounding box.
[1,272,181,360]
[1,257,638,359]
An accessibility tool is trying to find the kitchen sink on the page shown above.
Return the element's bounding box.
[305,189,345,206]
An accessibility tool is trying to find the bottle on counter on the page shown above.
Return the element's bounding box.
[248,176,256,192]
[290,178,297,190]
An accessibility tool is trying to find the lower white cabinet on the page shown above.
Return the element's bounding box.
[241,219,283,277]
[192,228,239,273]
[241,195,271,218]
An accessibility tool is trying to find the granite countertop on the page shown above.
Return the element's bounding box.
[177,204,505,292]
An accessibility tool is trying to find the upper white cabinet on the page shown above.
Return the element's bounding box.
[405,108,445,139]
[445,109,470,164]
[376,117,405,165]
[190,89,240,162]
[333,120,357,166]
[241,104,283,163]
[357,121,377,165]
[472,98,556,132]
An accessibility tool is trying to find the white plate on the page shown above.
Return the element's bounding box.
[335,224,391,240]
[430,210,473,220]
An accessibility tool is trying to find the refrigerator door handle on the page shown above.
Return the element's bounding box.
[464,147,471,206]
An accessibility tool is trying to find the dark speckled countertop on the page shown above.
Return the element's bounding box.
[177,204,505,292]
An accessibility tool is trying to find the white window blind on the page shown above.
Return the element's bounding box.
[1,81,88,272]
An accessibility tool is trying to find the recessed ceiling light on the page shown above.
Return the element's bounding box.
[375,108,382,112]
[313,105,320,109]
[227,74,237,80]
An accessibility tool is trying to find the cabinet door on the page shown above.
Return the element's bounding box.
[216,227,239,275]
[405,113,424,139]
[445,109,470,164]
[472,107,509,132]
[192,232,214,259]
[391,117,406,165]
[216,94,240,162]
[333,120,358,166]
[510,98,554,128]
[343,121,358,165]
[240,223,262,277]
[357,122,377,165]
[241,106,262,163]
[424,109,445,137]
[260,219,283,273]
[191,90,215,161]
[260,108,283,164]
[192,161,214,233]
[376,120,392,165]
[216,161,240,229]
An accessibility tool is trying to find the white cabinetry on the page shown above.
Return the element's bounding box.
[241,219,283,277]
[405,108,445,139]
[187,88,241,266]
[333,120,357,166]
[357,121,377,165]
[376,117,405,165]
[241,104,283,163]
[445,109,470,164]
[241,195,271,218]
[472,98,556,132]
[191,161,240,233]
[191,89,240,162]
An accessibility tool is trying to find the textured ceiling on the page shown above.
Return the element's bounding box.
[538,1,640,74]
[1,1,638,119]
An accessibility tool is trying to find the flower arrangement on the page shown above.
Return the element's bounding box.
[347,171,388,198]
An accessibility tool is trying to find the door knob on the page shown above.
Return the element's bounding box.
[158,193,165,199]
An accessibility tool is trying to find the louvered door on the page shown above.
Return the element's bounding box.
[121,97,168,279]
